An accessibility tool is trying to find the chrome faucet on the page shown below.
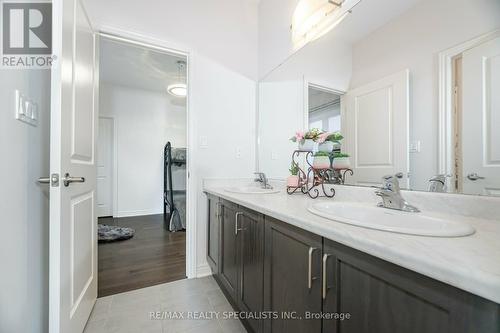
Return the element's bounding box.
[254,172,272,189]
[375,173,419,212]
[428,174,450,193]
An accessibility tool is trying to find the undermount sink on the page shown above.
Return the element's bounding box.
[224,186,280,194]
[308,201,475,237]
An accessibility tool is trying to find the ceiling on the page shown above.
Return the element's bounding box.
[309,87,341,111]
[329,0,424,45]
[100,37,187,93]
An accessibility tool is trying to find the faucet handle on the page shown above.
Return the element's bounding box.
[381,172,403,191]
[254,172,266,182]
[382,172,403,180]
[429,174,451,182]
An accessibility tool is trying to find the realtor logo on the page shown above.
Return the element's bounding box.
[2,1,53,68]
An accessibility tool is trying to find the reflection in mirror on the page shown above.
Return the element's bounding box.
[308,85,341,133]
[448,40,500,196]
[257,0,500,197]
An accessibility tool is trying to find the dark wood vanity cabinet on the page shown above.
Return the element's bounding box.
[219,200,240,301]
[263,217,323,333]
[206,195,500,333]
[322,239,500,333]
[237,207,265,333]
[209,198,265,333]
[206,194,220,273]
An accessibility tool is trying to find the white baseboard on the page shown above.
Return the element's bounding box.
[196,264,212,278]
[114,209,163,218]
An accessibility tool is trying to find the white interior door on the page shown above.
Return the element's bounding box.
[462,37,500,196]
[97,117,113,217]
[343,70,409,187]
[49,0,98,332]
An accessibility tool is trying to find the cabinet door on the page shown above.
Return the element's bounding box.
[206,195,220,274]
[322,239,500,333]
[219,200,239,301]
[264,217,322,333]
[237,207,265,333]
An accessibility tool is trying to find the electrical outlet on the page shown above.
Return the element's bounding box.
[236,147,242,159]
[15,90,38,126]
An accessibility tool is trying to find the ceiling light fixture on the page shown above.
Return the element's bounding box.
[291,0,362,50]
[167,60,187,97]
[167,83,187,97]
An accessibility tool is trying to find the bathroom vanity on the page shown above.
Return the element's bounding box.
[204,182,500,333]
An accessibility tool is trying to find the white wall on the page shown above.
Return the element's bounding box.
[0,71,51,332]
[190,55,256,271]
[259,80,304,178]
[350,0,500,190]
[99,83,186,217]
[258,0,300,78]
[83,0,259,275]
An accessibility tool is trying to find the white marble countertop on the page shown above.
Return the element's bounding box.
[203,179,500,304]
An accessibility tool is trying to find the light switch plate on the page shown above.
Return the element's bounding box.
[15,90,38,126]
[199,136,208,149]
[409,140,421,153]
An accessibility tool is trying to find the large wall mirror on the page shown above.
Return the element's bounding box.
[257,0,500,196]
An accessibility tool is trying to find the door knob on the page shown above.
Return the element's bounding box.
[63,173,85,187]
[467,173,485,181]
[38,174,59,187]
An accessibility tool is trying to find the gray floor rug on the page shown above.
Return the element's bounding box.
[98,224,135,242]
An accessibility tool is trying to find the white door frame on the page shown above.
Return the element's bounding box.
[97,115,116,217]
[438,29,500,191]
[96,28,197,278]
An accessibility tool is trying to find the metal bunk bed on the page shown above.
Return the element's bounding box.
[163,142,187,231]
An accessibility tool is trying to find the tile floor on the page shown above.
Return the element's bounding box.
[84,276,247,333]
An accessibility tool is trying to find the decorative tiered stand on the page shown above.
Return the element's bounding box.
[286,150,353,199]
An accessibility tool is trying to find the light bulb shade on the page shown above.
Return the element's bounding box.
[167,83,187,97]
[291,0,361,50]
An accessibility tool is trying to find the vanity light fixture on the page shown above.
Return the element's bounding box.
[291,0,362,50]
[167,60,187,97]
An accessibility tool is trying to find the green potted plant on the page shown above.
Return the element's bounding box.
[318,132,344,152]
[287,163,300,187]
[312,151,331,169]
[290,128,323,151]
[332,152,351,170]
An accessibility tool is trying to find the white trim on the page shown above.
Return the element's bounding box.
[97,115,115,217]
[114,209,163,218]
[96,27,197,279]
[196,264,212,278]
[255,81,260,172]
[438,29,500,191]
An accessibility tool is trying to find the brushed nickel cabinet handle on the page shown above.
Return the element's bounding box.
[308,247,318,289]
[235,212,244,235]
[322,253,332,299]
[215,202,222,218]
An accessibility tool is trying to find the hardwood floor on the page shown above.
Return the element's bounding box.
[98,214,186,297]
